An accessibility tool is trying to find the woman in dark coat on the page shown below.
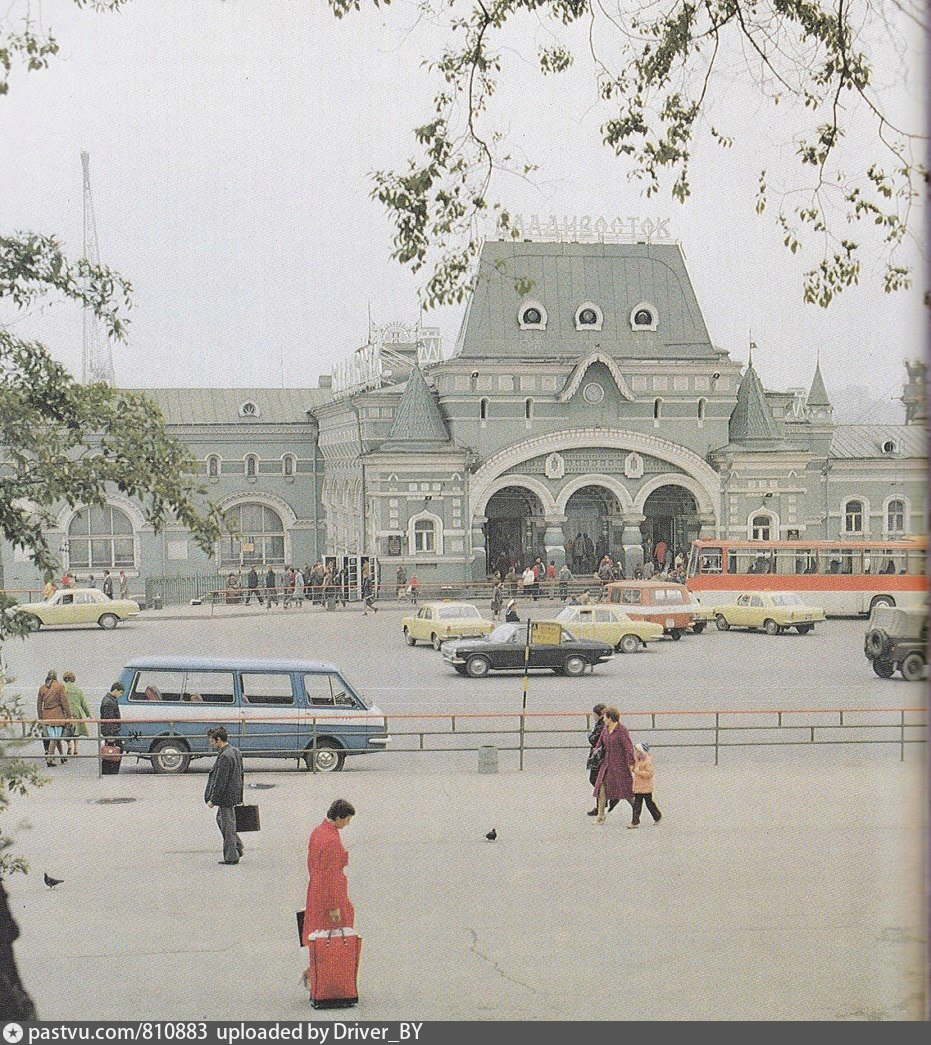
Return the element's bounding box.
[591,706,635,824]
[586,703,608,816]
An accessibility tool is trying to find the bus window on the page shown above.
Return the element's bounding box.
[697,548,722,574]
[731,550,758,574]
[906,549,926,576]
[878,549,906,574]
[819,549,845,575]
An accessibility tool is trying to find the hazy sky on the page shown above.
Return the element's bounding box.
[0,0,925,418]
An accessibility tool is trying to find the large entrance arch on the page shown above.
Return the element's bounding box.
[563,486,623,573]
[485,486,546,574]
[641,484,699,559]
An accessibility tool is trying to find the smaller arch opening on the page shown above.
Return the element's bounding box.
[697,397,707,420]
[207,455,220,478]
[525,398,534,421]
[480,398,488,421]
[245,454,258,478]
[653,398,663,420]
[282,454,295,477]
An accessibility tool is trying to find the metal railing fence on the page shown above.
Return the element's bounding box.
[1,706,924,774]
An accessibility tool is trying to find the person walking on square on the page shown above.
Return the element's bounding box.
[101,571,113,599]
[629,742,662,828]
[586,703,608,816]
[491,579,504,620]
[361,565,376,615]
[591,707,635,824]
[505,599,520,623]
[245,566,262,606]
[62,671,90,758]
[293,566,306,609]
[204,726,244,865]
[38,670,71,767]
[119,569,129,600]
[265,566,278,609]
[303,798,356,942]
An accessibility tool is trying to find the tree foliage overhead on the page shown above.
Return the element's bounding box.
[0,233,223,642]
[329,0,926,308]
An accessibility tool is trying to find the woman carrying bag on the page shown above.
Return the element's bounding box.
[590,706,635,824]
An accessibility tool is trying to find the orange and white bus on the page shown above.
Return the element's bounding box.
[686,538,927,616]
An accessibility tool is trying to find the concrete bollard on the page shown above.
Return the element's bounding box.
[477,745,498,774]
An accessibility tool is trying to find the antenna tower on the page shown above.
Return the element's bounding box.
[81,151,115,384]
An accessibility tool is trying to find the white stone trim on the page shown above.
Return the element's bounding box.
[555,474,634,514]
[882,494,909,535]
[471,428,720,518]
[557,351,635,403]
[56,495,149,535]
[213,492,298,528]
[841,495,870,534]
[408,510,444,557]
[206,453,222,477]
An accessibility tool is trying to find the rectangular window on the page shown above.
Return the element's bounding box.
[130,671,185,703]
[182,672,236,705]
[240,673,295,706]
[303,674,356,707]
[697,548,722,574]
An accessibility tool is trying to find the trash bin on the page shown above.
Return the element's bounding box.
[478,745,498,774]
[153,594,163,611]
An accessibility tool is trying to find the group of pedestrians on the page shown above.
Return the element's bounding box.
[586,703,662,828]
[36,669,92,767]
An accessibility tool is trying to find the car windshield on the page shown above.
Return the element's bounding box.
[554,607,575,622]
[438,605,480,620]
[489,623,520,643]
[770,593,804,606]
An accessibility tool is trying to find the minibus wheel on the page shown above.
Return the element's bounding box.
[151,738,191,774]
[303,740,345,773]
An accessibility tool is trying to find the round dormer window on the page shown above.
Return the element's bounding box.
[522,307,542,326]
[634,308,654,327]
[239,400,259,418]
[579,308,598,326]
[882,439,899,455]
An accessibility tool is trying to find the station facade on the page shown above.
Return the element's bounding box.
[1,241,925,592]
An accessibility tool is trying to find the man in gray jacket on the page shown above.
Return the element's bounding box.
[204,726,244,865]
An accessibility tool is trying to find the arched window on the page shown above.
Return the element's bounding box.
[414,518,436,553]
[518,301,547,330]
[886,499,905,533]
[844,500,864,533]
[653,398,663,420]
[881,439,899,455]
[525,398,534,421]
[245,454,258,478]
[282,454,296,477]
[751,514,772,541]
[697,397,707,421]
[631,301,658,331]
[220,503,285,566]
[574,302,603,331]
[479,398,488,421]
[68,505,135,570]
[207,455,221,478]
[239,400,259,418]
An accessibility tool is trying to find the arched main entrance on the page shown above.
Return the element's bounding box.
[564,486,623,573]
[485,486,545,573]
[641,485,699,559]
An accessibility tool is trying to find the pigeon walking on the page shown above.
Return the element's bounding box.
[485,828,497,842]
[43,872,64,889]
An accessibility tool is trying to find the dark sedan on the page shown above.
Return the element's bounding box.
[442,622,614,678]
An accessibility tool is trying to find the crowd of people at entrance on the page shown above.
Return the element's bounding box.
[222,561,380,612]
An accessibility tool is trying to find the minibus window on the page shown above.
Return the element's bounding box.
[182,672,235,705]
[130,671,184,702]
[240,673,295,706]
[327,675,356,707]
[305,674,336,707]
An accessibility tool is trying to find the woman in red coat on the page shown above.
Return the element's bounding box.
[303,799,356,945]
[591,707,635,824]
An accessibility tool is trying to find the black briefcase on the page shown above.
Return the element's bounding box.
[234,804,261,832]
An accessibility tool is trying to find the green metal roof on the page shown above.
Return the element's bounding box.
[126,388,331,425]
[454,240,717,360]
[729,363,784,443]
[807,362,832,409]
[383,367,450,446]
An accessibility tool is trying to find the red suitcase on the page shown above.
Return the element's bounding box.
[303,928,361,1008]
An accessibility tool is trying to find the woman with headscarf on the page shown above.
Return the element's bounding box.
[590,706,635,824]
[304,798,356,943]
[505,600,520,623]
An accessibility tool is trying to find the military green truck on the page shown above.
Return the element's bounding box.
[864,605,927,681]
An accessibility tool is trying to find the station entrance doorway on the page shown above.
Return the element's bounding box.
[641,485,700,560]
[485,486,544,574]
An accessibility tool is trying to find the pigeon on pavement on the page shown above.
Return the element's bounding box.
[43,873,64,889]
[485,828,497,841]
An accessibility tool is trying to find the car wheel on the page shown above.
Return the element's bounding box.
[431,633,443,652]
[303,740,345,773]
[98,613,119,630]
[21,614,42,632]
[715,615,730,632]
[692,621,707,634]
[669,629,682,641]
[865,629,891,659]
[872,658,895,678]
[151,739,191,775]
[869,595,895,612]
[403,628,415,647]
[764,619,780,636]
[618,634,641,655]
[466,656,491,679]
[563,655,587,677]
[900,652,925,682]
[796,624,813,635]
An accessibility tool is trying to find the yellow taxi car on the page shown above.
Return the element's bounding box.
[713,592,826,635]
[11,588,140,631]
[544,604,664,653]
[687,592,714,634]
[402,602,494,650]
